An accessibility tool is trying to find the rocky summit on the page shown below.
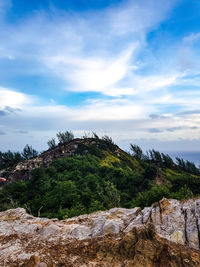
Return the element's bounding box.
[1,198,200,266]
[1,138,122,184]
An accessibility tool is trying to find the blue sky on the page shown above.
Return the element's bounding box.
[0,0,200,156]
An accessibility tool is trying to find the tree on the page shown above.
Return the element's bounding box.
[47,138,56,149]
[101,135,116,151]
[92,132,99,139]
[102,135,114,144]
[56,131,74,145]
[185,160,200,175]
[176,157,186,170]
[161,153,174,168]
[0,151,23,169]
[130,144,143,160]
[22,145,38,160]
[149,149,163,166]
[175,157,200,175]
[101,181,120,209]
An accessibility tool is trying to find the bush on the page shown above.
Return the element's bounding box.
[132,186,170,208]
[47,138,57,149]
[170,185,193,200]
[0,151,23,170]
[22,145,38,160]
[57,131,74,144]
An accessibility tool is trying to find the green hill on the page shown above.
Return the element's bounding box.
[0,134,199,219]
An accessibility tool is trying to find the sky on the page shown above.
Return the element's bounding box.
[0,0,200,160]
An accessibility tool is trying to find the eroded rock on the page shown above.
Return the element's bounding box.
[1,199,200,266]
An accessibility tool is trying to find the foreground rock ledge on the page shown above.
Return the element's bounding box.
[1,198,200,266]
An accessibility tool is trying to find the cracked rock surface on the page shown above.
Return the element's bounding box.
[1,198,200,266]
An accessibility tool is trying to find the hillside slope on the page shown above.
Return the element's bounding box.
[1,138,124,183]
[0,137,200,219]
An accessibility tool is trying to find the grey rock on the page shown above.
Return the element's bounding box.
[1,198,200,266]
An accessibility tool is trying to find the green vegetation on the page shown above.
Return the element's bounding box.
[47,138,56,149]
[47,130,75,149]
[0,132,200,219]
[21,144,38,160]
[0,144,38,170]
[0,151,23,170]
[0,130,75,170]
[56,130,74,145]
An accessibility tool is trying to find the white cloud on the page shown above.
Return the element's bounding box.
[1,0,200,152]
[0,0,179,98]
[71,99,144,120]
[70,47,133,92]
[0,87,199,152]
[45,45,137,95]
[129,73,182,94]
[0,87,33,108]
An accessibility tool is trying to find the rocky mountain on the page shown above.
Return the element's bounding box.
[1,198,200,266]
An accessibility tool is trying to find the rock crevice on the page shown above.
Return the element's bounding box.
[1,198,200,266]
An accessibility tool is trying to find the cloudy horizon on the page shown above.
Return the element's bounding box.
[0,0,200,163]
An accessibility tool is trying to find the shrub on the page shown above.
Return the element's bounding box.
[57,131,74,144]
[47,138,56,149]
[132,186,170,208]
[22,145,38,160]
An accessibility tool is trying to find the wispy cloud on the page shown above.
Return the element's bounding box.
[45,45,137,96]
[0,0,179,97]
[0,0,200,153]
[108,0,178,36]
[0,106,21,116]
[0,87,33,108]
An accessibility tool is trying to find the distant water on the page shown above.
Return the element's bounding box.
[167,151,200,167]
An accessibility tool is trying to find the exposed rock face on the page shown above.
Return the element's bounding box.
[1,198,200,266]
[3,138,121,184]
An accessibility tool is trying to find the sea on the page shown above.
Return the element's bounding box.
[167,151,200,167]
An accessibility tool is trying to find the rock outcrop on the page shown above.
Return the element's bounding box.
[2,138,121,184]
[1,198,200,266]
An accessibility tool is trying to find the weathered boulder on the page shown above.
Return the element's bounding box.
[1,198,200,266]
